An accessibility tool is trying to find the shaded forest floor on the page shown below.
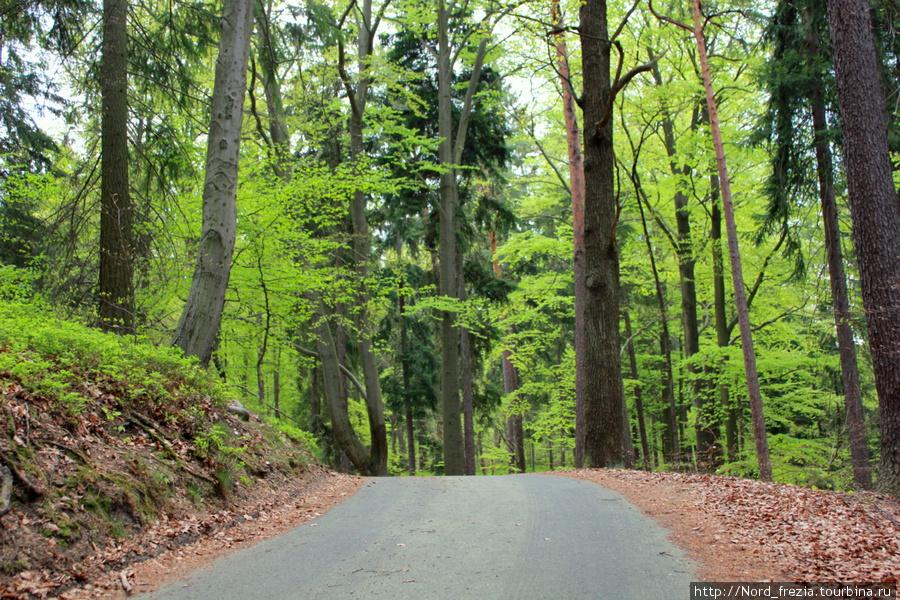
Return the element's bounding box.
[559,469,900,585]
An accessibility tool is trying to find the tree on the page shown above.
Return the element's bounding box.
[550,0,587,469]
[172,0,255,366]
[579,0,652,467]
[435,0,491,475]
[760,0,871,489]
[579,0,623,468]
[334,0,390,476]
[826,0,900,494]
[98,0,134,333]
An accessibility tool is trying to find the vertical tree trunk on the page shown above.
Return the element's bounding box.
[437,0,461,474]
[623,290,651,468]
[635,186,679,464]
[579,0,625,468]
[560,431,567,467]
[399,292,417,476]
[99,0,134,334]
[805,12,871,490]
[691,0,772,481]
[514,413,526,473]
[710,175,736,462]
[620,386,636,469]
[344,0,388,477]
[406,405,416,476]
[826,0,900,494]
[650,79,715,463]
[273,366,280,415]
[492,231,525,473]
[549,439,555,470]
[254,1,289,179]
[172,0,254,365]
[551,0,587,470]
[457,247,477,475]
[313,301,373,475]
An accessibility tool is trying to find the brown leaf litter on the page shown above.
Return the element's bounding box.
[558,469,900,586]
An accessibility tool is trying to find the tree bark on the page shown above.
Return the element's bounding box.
[491,231,525,473]
[579,0,625,468]
[652,82,715,463]
[458,247,477,475]
[710,174,736,462]
[343,0,388,477]
[691,0,772,481]
[437,0,463,473]
[172,0,254,365]
[826,0,900,494]
[435,0,487,475]
[551,0,587,470]
[623,289,650,469]
[399,292,417,476]
[803,8,872,490]
[99,0,134,334]
[313,300,373,475]
[634,173,680,464]
[254,0,289,179]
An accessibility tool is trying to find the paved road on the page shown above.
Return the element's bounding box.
[139,475,695,600]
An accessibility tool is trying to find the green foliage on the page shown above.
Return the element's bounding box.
[0,299,221,413]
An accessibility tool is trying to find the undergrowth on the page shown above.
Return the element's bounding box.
[0,299,315,595]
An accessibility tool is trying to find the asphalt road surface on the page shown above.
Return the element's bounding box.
[139,474,695,600]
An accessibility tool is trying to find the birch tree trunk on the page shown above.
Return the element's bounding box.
[172,0,254,365]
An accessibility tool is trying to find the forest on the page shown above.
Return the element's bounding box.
[2,0,899,493]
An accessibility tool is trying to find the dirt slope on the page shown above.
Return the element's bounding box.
[0,371,362,600]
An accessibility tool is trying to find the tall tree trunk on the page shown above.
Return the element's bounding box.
[804,9,872,490]
[99,0,134,334]
[551,0,587,470]
[492,231,525,473]
[711,175,736,462]
[457,247,477,475]
[437,0,461,475]
[690,0,772,481]
[406,405,416,476]
[514,412,526,473]
[623,289,651,468]
[435,0,487,475]
[826,0,900,494]
[343,0,388,477]
[648,58,714,463]
[313,300,373,475]
[399,292,417,476]
[254,1,289,179]
[635,181,679,464]
[579,0,625,468]
[172,0,254,365]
